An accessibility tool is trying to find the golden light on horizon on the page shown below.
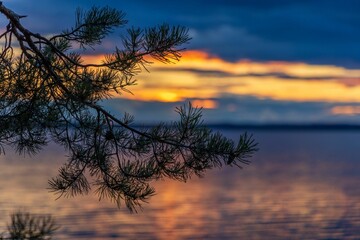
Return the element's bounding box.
[157,92,179,102]
[121,87,218,102]
[227,77,360,102]
[82,50,360,104]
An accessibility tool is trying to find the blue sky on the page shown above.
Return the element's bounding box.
[4,0,360,67]
[2,0,360,124]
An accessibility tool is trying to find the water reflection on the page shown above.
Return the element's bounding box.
[1,211,58,239]
[0,130,360,239]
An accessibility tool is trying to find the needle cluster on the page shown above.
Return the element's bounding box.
[0,3,257,212]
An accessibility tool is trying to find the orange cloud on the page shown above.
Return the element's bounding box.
[330,106,360,115]
[166,50,360,78]
[81,50,360,104]
[227,77,360,102]
[191,99,218,109]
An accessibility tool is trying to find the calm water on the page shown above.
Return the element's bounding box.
[1,130,360,239]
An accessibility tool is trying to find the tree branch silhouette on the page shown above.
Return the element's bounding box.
[0,3,257,212]
[1,211,58,240]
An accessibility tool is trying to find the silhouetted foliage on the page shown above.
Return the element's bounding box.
[0,2,257,211]
[0,211,58,240]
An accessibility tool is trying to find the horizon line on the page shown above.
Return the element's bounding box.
[129,123,360,131]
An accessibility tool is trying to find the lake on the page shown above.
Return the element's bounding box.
[0,129,360,239]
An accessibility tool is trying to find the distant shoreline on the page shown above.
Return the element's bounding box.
[132,123,360,131]
[206,123,360,131]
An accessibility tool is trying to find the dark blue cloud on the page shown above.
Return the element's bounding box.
[3,0,360,67]
[101,97,360,125]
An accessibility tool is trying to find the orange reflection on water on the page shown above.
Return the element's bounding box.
[148,161,360,239]
[2,131,360,239]
[149,180,212,240]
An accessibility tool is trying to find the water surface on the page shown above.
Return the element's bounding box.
[0,130,359,239]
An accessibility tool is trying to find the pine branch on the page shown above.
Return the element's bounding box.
[0,3,257,212]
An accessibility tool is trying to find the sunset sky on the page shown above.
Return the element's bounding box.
[2,0,360,124]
